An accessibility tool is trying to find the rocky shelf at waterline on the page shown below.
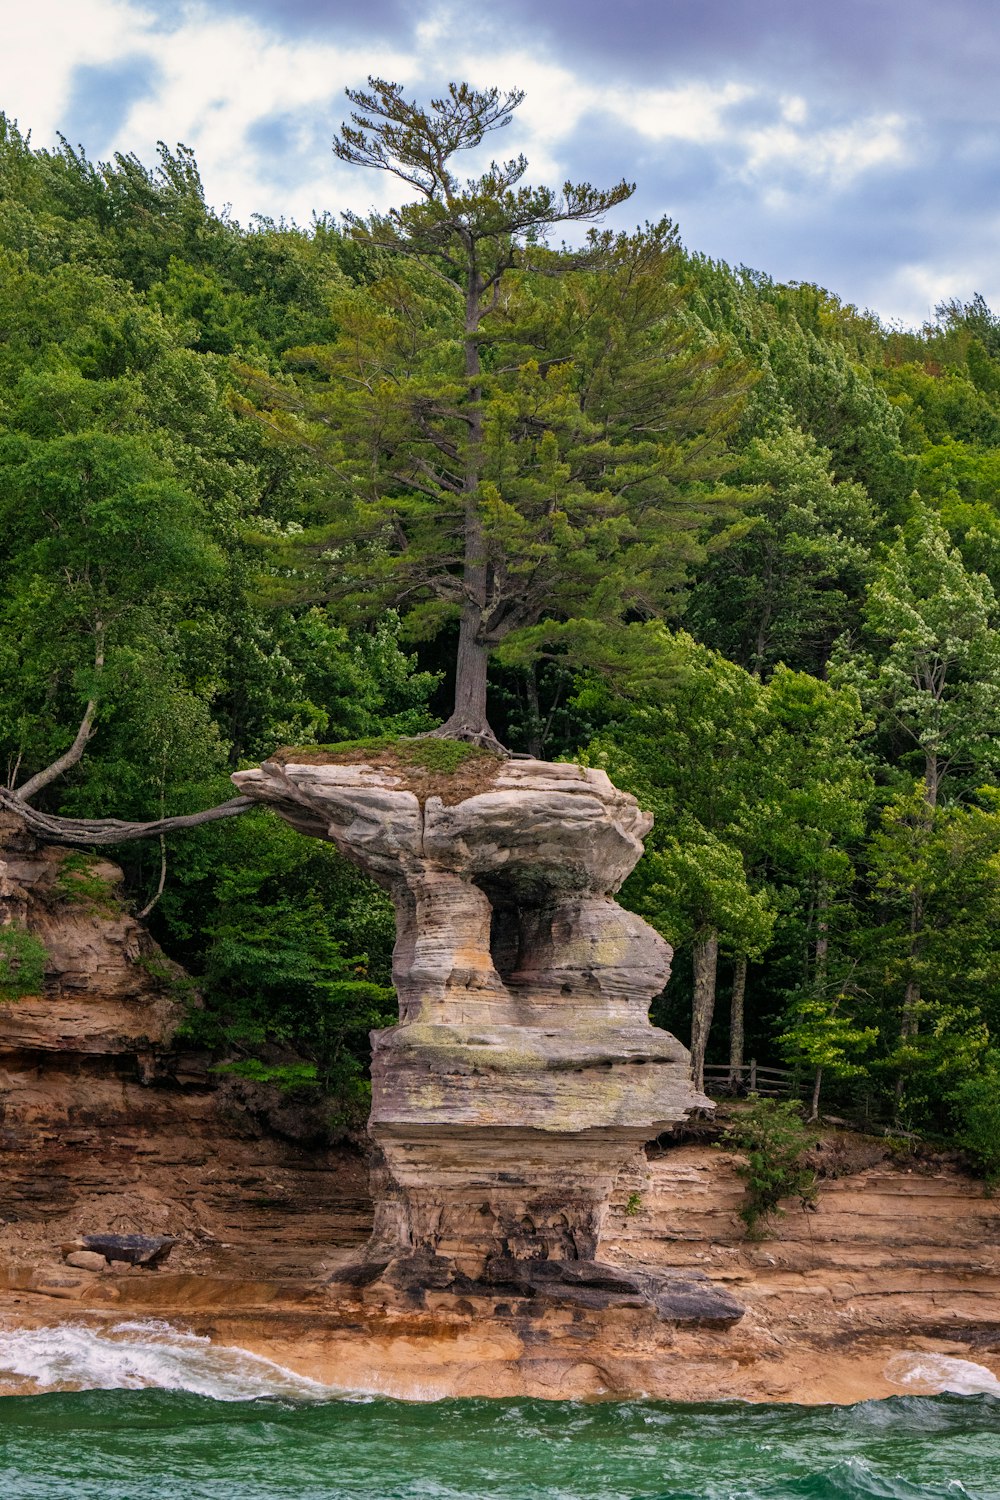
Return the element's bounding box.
[1,1140,999,1403]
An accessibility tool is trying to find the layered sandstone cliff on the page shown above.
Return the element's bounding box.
[0,812,186,1070]
[0,810,371,1283]
[2,1137,997,1404]
[0,811,997,1399]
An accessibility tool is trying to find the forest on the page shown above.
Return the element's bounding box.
[2,82,1000,1172]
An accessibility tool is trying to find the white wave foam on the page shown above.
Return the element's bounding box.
[884,1351,1000,1397]
[0,1319,337,1401]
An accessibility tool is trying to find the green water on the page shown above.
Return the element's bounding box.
[0,1388,997,1500]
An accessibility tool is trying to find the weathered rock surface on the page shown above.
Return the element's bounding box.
[232,753,721,1319]
[2,1141,998,1403]
[0,812,187,1065]
[0,811,372,1287]
[0,825,993,1404]
[63,1250,106,1273]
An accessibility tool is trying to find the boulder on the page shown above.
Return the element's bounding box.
[64,1250,106,1273]
[62,1234,177,1269]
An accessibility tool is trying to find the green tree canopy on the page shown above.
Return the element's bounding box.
[255,80,749,748]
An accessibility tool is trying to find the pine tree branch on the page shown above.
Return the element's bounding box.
[15,624,105,803]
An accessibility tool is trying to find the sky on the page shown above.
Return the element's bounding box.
[2,0,999,326]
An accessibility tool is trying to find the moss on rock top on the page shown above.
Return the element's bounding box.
[270,736,505,806]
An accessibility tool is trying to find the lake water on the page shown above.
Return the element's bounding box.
[0,1320,997,1499]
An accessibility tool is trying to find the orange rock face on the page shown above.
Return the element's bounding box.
[0,810,372,1289]
[6,802,995,1403]
[0,812,186,1063]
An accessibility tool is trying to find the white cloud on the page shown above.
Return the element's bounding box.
[872,257,997,327]
[1,0,430,221]
[122,14,419,221]
[781,95,808,125]
[435,51,595,186]
[740,111,910,190]
[620,81,753,144]
[0,0,913,224]
[0,3,615,223]
[0,0,153,141]
[6,0,995,327]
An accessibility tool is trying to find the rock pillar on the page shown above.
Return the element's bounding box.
[234,753,738,1321]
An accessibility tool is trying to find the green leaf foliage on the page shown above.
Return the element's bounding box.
[4,95,1000,1164]
[722,1098,819,1237]
[0,923,48,1000]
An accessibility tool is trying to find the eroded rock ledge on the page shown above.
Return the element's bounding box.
[0,812,187,1075]
[233,753,740,1326]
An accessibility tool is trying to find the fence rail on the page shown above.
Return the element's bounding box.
[702,1060,799,1099]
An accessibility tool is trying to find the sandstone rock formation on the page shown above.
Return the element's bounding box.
[2,808,994,1397]
[0,810,372,1286]
[233,751,739,1323]
[0,812,190,1090]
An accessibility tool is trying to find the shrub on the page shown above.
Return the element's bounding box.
[53,852,116,912]
[950,1051,1000,1188]
[722,1097,819,1237]
[0,923,48,999]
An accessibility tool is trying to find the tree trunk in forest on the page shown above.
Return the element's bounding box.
[815,880,829,987]
[895,759,936,1113]
[900,885,924,1046]
[811,882,830,1121]
[15,623,105,802]
[690,931,719,1095]
[525,664,544,759]
[429,270,505,750]
[810,1066,823,1122]
[729,954,747,1086]
[895,891,923,1115]
[924,750,939,812]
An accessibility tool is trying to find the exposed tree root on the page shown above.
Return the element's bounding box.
[0,787,255,847]
[421,718,511,756]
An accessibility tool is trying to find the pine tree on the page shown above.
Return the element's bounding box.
[275,79,747,748]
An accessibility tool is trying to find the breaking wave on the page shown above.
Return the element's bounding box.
[0,1325,997,1498]
[0,1319,334,1400]
[884,1351,1000,1397]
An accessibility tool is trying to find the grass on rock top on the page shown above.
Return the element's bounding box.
[269,736,505,805]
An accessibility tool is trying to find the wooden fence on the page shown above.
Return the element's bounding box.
[702,1060,798,1099]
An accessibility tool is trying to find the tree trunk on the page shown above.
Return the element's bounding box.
[431,267,504,750]
[811,880,830,1122]
[810,1066,823,1122]
[16,621,105,803]
[525,664,543,759]
[434,608,500,746]
[895,890,923,1114]
[924,750,939,811]
[896,758,935,1112]
[690,931,719,1095]
[815,879,829,987]
[729,954,747,1085]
